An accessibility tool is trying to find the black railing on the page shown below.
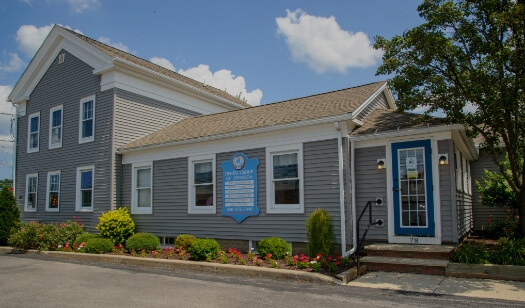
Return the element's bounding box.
[356,199,382,276]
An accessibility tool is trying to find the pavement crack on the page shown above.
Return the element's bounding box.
[432,276,446,294]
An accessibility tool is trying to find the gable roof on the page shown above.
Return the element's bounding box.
[119,81,387,152]
[8,25,251,109]
[350,108,446,136]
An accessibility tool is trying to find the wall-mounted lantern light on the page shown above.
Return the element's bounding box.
[438,154,448,165]
[377,159,386,170]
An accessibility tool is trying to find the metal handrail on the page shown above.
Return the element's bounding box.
[356,199,381,276]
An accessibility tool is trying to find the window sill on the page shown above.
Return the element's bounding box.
[188,206,216,215]
[79,138,94,144]
[266,206,304,214]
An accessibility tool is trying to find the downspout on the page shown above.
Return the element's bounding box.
[12,108,17,196]
[335,122,346,255]
[344,138,357,257]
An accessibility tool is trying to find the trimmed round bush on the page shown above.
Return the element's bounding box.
[258,237,290,259]
[96,207,135,245]
[188,238,220,261]
[74,233,99,245]
[83,238,114,254]
[175,234,196,250]
[126,233,160,252]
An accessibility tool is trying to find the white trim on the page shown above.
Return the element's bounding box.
[27,112,40,153]
[25,173,38,212]
[76,165,94,212]
[351,124,463,143]
[131,162,153,214]
[266,143,304,214]
[351,83,389,117]
[78,95,96,144]
[188,154,216,214]
[432,139,443,242]
[48,105,63,149]
[353,131,453,149]
[46,170,61,212]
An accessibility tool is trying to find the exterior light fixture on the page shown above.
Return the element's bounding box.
[377,159,386,170]
[438,154,448,165]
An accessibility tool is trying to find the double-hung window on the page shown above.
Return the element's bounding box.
[25,173,38,212]
[132,162,152,214]
[46,170,61,212]
[27,112,40,153]
[49,105,63,149]
[79,95,95,143]
[76,166,94,211]
[188,155,215,214]
[266,144,304,214]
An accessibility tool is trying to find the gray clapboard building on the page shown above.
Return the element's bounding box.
[8,25,498,252]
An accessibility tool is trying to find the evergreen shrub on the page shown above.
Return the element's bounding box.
[188,238,220,261]
[126,233,160,252]
[96,207,135,245]
[0,186,20,245]
[83,238,114,254]
[74,233,99,245]
[257,237,290,259]
[175,234,196,250]
[306,208,334,258]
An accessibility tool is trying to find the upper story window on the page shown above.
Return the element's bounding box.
[49,105,63,149]
[27,112,40,153]
[76,166,94,211]
[132,162,152,214]
[266,144,304,214]
[46,170,61,212]
[79,95,95,143]
[25,173,38,212]
[188,155,216,214]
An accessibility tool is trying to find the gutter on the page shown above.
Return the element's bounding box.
[350,123,464,142]
[94,58,247,110]
[117,113,356,154]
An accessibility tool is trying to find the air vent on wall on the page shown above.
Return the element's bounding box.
[58,53,65,64]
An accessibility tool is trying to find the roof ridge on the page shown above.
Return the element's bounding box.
[58,26,251,108]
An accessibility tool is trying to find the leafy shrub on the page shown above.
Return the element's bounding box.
[96,207,135,245]
[175,234,196,250]
[257,237,290,260]
[479,213,519,239]
[8,219,85,251]
[306,208,334,258]
[489,237,525,266]
[451,242,489,264]
[0,186,20,245]
[188,238,220,261]
[126,233,160,252]
[83,238,114,254]
[74,233,99,245]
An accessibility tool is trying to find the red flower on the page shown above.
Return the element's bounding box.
[266,253,272,259]
[487,219,492,223]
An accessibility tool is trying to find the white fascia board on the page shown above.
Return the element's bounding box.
[96,58,246,111]
[118,113,354,154]
[121,121,348,165]
[350,124,464,143]
[351,83,397,118]
[452,130,479,161]
[8,26,112,104]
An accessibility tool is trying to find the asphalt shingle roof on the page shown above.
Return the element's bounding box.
[120,81,387,151]
[351,108,446,135]
[62,27,252,108]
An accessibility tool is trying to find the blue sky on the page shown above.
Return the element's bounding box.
[0,0,425,179]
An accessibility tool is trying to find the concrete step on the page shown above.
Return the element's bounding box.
[364,244,454,261]
[360,256,449,275]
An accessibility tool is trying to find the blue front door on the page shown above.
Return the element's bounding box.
[392,140,435,236]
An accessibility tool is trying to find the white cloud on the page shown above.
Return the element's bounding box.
[276,9,383,74]
[0,53,25,73]
[98,36,132,53]
[16,24,83,58]
[178,64,263,106]
[150,57,175,71]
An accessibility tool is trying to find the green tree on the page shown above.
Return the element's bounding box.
[0,185,20,245]
[375,0,525,234]
[476,154,519,211]
[0,179,13,188]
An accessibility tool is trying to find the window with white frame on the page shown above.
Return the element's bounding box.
[79,95,95,143]
[25,173,38,212]
[76,166,94,211]
[27,112,40,152]
[49,105,63,149]
[46,171,61,211]
[266,144,304,214]
[132,163,152,214]
[188,155,216,214]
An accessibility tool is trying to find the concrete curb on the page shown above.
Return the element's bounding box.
[0,247,341,284]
